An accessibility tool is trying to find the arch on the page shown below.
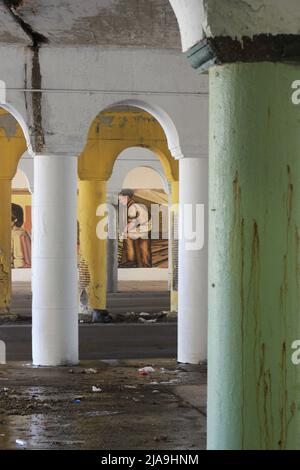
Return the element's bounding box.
[17,152,34,194]
[0,103,32,156]
[122,165,169,194]
[169,0,205,52]
[0,108,27,180]
[94,98,182,159]
[79,107,179,183]
[12,168,31,192]
[108,147,170,195]
[0,106,29,311]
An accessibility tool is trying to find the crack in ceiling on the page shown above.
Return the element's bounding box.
[0,0,180,48]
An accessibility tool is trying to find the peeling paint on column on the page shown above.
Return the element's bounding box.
[230,170,246,447]
[0,247,10,312]
[208,62,300,450]
[78,180,108,313]
[0,180,12,314]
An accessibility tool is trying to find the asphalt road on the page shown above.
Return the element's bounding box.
[11,284,171,316]
[0,323,177,361]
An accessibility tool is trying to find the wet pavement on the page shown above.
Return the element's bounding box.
[0,359,207,450]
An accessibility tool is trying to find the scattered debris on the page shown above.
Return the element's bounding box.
[139,318,157,324]
[69,368,98,375]
[154,435,168,442]
[83,411,121,417]
[152,390,160,394]
[139,366,155,376]
[159,379,179,385]
[73,399,81,404]
[132,397,140,402]
[84,368,98,374]
[123,385,137,390]
[16,439,27,447]
[92,386,102,393]
[116,311,170,323]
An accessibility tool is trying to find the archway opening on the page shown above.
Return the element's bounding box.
[78,104,179,320]
[11,166,32,317]
[115,151,170,299]
[0,107,28,317]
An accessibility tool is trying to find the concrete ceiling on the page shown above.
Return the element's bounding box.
[1,0,181,48]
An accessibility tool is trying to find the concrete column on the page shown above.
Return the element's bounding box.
[208,62,300,450]
[0,179,11,313]
[107,237,118,293]
[170,181,179,313]
[178,156,208,364]
[78,180,110,322]
[32,154,78,366]
[107,193,118,294]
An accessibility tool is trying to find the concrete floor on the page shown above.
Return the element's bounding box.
[0,359,207,450]
[2,282,202,451]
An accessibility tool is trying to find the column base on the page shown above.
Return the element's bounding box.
[0,309,18,323]
[168,310,178,317]
[170,290,178,314]
[92,309,112,324]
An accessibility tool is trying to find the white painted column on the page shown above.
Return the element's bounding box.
[167,183,173,292]
[32,154,78,366]
[178,155,208,364]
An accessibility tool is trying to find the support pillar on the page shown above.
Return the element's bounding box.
[178,156,208,364]
[0,179,11,313]
[170,181,179,313]
[107,193,118,294]
[78,180,109,322]
[208,62,300,449]
[32,155,78,366]
[107,237,118,293]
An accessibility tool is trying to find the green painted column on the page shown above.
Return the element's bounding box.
[208,62,300,450]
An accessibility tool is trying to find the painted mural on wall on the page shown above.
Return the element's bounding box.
[118,189,169,269]
[11,193,32,269]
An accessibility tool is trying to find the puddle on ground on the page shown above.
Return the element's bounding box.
[81,411,122,417]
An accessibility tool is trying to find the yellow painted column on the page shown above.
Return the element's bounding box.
[78,179,111,322]
[170,180,179,313]
[0,179,12,313]
[0,109,27,314]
